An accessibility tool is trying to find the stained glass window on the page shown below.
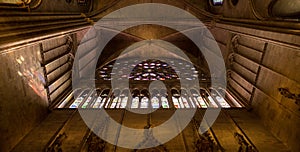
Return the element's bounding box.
[172,96,180,108]
[212,0,223,5]
[110,96,119,108]
[182,97,190,108]
[178,98,185,108]
[97,59,203,81]
[198,89,215,108]
[119,90,129,108]
[69,89,91,108]
[151,96,160,108]
[131,97,139,108]
[140,97,149,108]
[105,97,112,108]
[188,97,196,108]
[210,89,231,108]
[161,96,169,108]
[207,95,219,108]
[62,87,244,109]
[198,96,208,108]
[181,90,192,108]
[58,88,82,108]
[218,88,243,108]
[92,96,103,108]
[81,90,96,108]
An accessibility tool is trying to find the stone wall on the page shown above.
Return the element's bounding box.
[209,23,300,152]
[12,109,289,151]
[0,43,49,152]
[0,30,89,152]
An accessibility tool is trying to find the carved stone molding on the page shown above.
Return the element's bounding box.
[86,133,106,152]
[0,0,42,11]
[228,53,235,67]
[231,34,240,53]
[46,133,67,152]
[209,19,217,29]
[194,132,214,152]
[226,70,233,83]
[234,132,258,152]
[133,125,168,152]
[278,88,300,110]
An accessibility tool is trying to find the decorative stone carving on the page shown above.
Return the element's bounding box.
[228,53,235,66]
[194,134,214,152]
[133,125,168,152]
[231,35,240,53]
[86,133,106,152]
[47,133,67,152]
[278,88,300,109]
[234,132,257,152]
[134,145,168,152]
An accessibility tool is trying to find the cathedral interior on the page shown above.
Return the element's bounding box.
[0,0,299,151]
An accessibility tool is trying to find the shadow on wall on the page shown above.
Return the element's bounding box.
[269,0,300,18]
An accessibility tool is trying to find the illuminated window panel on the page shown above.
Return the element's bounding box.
[120,97,128,108]
[206,95,219,108]
[81,93,94,108]
[99,97,106,108]
[181,97,190,108]
[69,97,83,108]
[212,0,223,5]
[131,97,139,108]
[58,92,75,108]
[222,89,243,108]
[191,95,201,108]
[96,91,109,108]
[193,97,201,108]
[197,96,208,108]
[151,96,160,108]
[98,59,196,81]
[110,97,120,108]
[178,98,185,108]
[172,97,180,108]
[69,89,90,108]
[92,97,103,108]
[116,95,125,108]
[188,97,196,108]
[105,98,111,108]
[116,98,121,108]
[161,97,169,108]
[140,97,149,108]
[209,89,230,108]
[215,96,231,108]
[82,90,98,108]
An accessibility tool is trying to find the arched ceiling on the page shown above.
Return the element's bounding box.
[89,0,214,76]
[97,24,210,74]
[89,0,211,21]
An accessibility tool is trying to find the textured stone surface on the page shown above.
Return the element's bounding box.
[212,22,300,152]
[12,109,289,151]
[0,44,49,152]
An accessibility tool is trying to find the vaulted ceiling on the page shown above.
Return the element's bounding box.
[88,0,213,74]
